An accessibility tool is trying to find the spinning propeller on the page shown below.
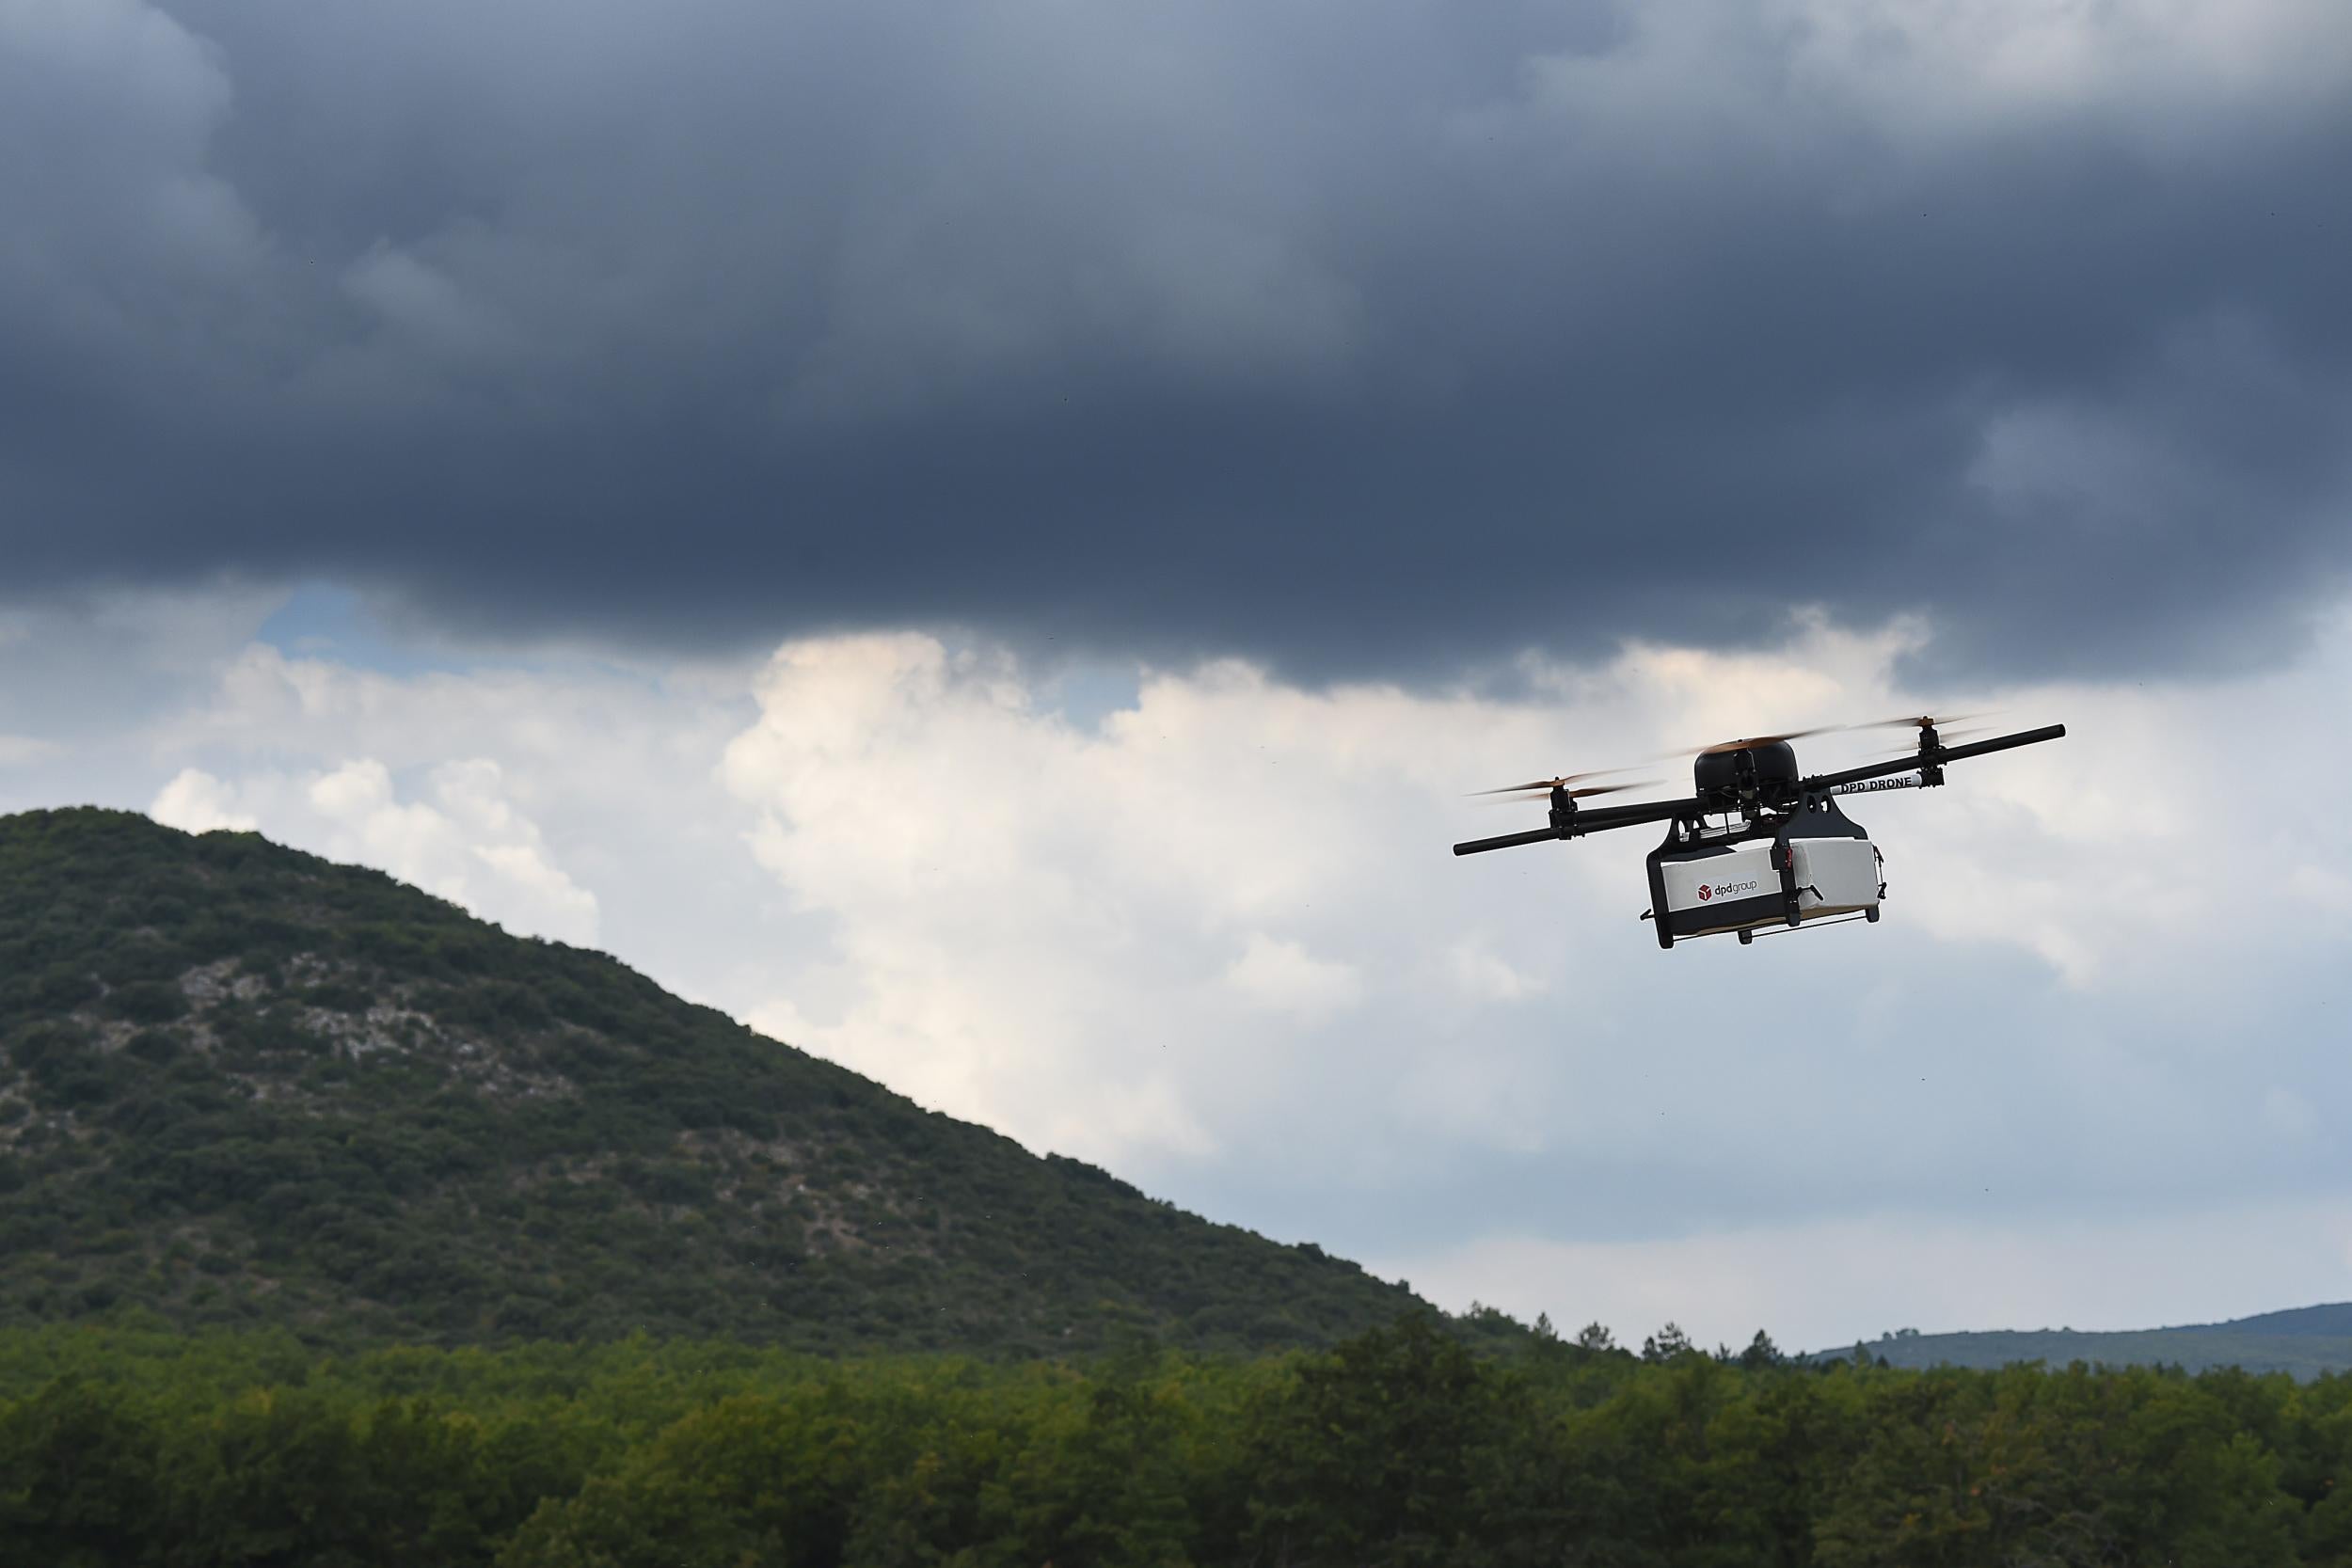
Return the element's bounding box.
[1859,712,1997,758]
[1469,769,1657,805]
[1861,711,1992,733]
[1866,730,1991,758]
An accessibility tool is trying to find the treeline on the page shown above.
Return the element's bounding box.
[6,1316,2350,1566]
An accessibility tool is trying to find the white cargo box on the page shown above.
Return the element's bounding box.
[1657,835,1882,939]
[1789,837,1881,915]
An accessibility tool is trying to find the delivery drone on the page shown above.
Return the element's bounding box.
[1453,716,2066,948]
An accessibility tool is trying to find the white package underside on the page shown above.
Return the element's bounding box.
[1659,838,1882,931]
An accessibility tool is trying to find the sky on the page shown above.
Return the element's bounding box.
[5,0,2351,1352]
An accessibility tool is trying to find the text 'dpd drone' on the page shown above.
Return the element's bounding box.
[1453,716,2067,949]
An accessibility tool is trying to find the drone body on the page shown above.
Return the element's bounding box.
[1454,720,2066,949]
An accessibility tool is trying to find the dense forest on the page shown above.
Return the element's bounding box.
[0,808,1429,1354]
[5,1313,2344,1566]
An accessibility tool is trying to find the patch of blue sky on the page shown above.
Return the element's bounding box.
[1046,665,1144,732]
[257,583,475,678]
[257,581,694,691]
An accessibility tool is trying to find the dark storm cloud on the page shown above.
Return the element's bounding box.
[7,0,2351,679]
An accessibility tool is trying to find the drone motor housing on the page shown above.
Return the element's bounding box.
[1692,739,1801,812]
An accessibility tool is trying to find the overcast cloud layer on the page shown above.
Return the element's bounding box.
[7,0,2352,678]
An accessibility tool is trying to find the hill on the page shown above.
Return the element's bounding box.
[1820,1304,2352,1378]
[0,807,1440,1354]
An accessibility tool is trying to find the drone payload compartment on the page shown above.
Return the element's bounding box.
[1788,837,1882,915]
[1654,831,1883,939]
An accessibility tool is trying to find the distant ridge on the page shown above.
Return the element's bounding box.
[2224,1304,2352,1338]
[0,807,1455,1354]
[1813,1303,2352,1379]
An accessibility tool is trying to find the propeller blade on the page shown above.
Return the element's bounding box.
[1859,711,1993,732]
[1866,727,1991,759]
[1568,780,1659,799]
[1467,767,1629,797]
[1472,779,1661,806]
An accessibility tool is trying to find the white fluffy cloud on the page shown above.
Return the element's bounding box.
[1226,934,1364,1022]
[1517,0,2352,150]
[149,767,255,833]
[712,614,2352,1291]
[128,638,771,995]
[0,734,66,768]
[152,755,599,945]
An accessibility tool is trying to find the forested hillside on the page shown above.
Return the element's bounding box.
[0,808,1428,1354]
[4,1317,2344,1566]
[1826,1304,2352,1379]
